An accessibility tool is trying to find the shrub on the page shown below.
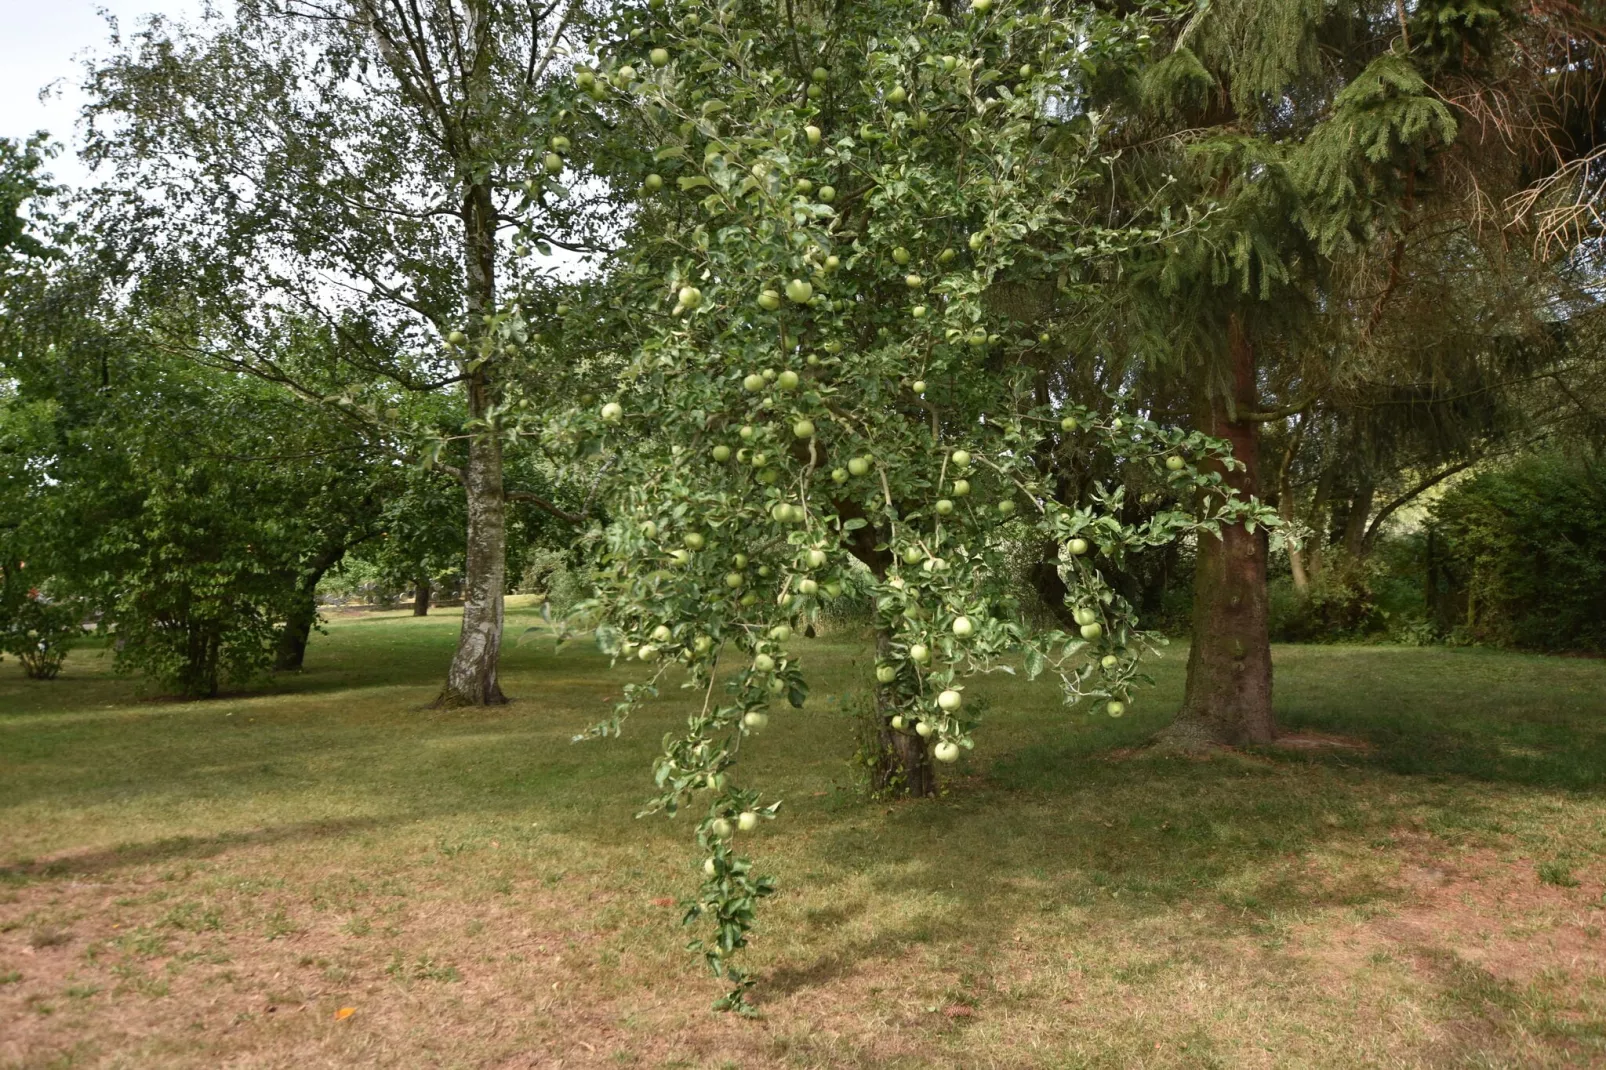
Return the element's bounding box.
[0,589,81,680]
[1429,453,1606,653]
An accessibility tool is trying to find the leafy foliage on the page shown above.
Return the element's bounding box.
[541,0,1277,1010]
[1429,452,1606,652]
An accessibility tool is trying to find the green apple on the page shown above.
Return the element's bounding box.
[805,124,822,145]
[905,274,923,289]
[876,664,898,683]
[847,456,871,476]
[732,553,748,568]
[823,581,842,598]
[753,653,776,672]
[934,740,960,763]
[1073,607,1096,626]
[952,615,974,638]
[937,689,962,712]
[795,178,814,193]
[936,498,954,515]
[902,546,924,565]
[798,578,819,595]
[600,401,623,422]
[909,643,931,664]
[818,185,836,203]
[1106,700,1126,718]
[550,135,571,152]
[739,592,757,606]
[1019,63,1033,77]
[650,47,670,66]
[739,424,756,440]
[893,246,912,265]
[831,467,848,483]
[1068,537,1089,556]
[942,55,958,72]
[1101,654,1119,669]
[694,636,714,654]
[793,419,815,439]
[912,379,927,393]
[1079,622,1103,640]
[807,83,823,99]
[968,328,988,347]
[971,0,992,12]
[915,720,934,738]
[969,231,985,251]
[757,289,781,310]
[951,449,971,468]
[644,173,664,192]
[824,255,840,272]
[812,66,829,82]
[937,247,956,263]
[651,625,672,643]
[641,521,657,538]
[1061,416,1078,431]
[807,549,827,568]
[543,152,564,174]
[712,444,731,462]
[683,532,704,550]
[743,373,765,392]
[670,549,690,567]
[678,285,703,309]
[710,817,732,838]
[576,70,595,89]
[637,644,657,661]
[952,478,970,497]
[703,857,717,877]
[785,278,814,303]
[890,714,906,729]
[1166,455,1186,471]
[744,710,769,729]
[778,369,801,390]
[446,329,468,346]
[912,306,927,319]
[888,85,907,105]
[737,810,760,831]
[617,65,637,83]
[997,500,1016,517]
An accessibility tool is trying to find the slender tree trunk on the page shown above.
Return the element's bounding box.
[1279,417,1310,595]
[871,627,934,797]
[1306,466,1335,581]
[1165,315,1276,748]
[413,575,432,616]
[436,180,509,708]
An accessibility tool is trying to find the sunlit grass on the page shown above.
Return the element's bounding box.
[2,603,1604,1067]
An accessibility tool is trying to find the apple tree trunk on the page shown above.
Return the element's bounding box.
[413,575,431,616]
[1170,316,1276,747]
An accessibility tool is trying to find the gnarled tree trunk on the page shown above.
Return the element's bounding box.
[1166,315,1276,748]
[870,627,934,797]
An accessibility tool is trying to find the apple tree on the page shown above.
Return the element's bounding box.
[545,0,1278,1010]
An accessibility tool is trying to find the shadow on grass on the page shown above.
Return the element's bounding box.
[0,816,391,882]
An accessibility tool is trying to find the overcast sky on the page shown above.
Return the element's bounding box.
[1,0,217,188]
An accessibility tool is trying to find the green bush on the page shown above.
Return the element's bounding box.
[1429,453,1606,652]
[0,589,81,680]
[1268,550,1383,642]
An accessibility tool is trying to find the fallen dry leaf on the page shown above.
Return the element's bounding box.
[650,896,675,907]
[943,1005,974,1019]
[335,1007,356,1021]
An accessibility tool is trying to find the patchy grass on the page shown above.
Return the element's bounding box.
[2,603,1604,1068]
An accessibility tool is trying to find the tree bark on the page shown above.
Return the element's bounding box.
[1166,315,1276,748]
[1341,482,1375,559]
[435,179,509,708]
[1278,416,1310,595]
[871,627,934,797]
[413,575,432,616]
[275,593,317,673]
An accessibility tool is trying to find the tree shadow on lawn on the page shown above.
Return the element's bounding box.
[0,816,391,882]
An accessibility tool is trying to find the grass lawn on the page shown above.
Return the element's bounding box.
[3,601,1605,1068]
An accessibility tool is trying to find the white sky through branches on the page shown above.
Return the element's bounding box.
[1,0,222,188]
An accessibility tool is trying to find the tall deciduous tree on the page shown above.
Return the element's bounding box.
[80,0,622,706]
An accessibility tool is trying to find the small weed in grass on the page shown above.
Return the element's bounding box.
[1536,860,1580,887]
[0,970,22,984]
[27,926,72,949]
[385,953,461,984]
